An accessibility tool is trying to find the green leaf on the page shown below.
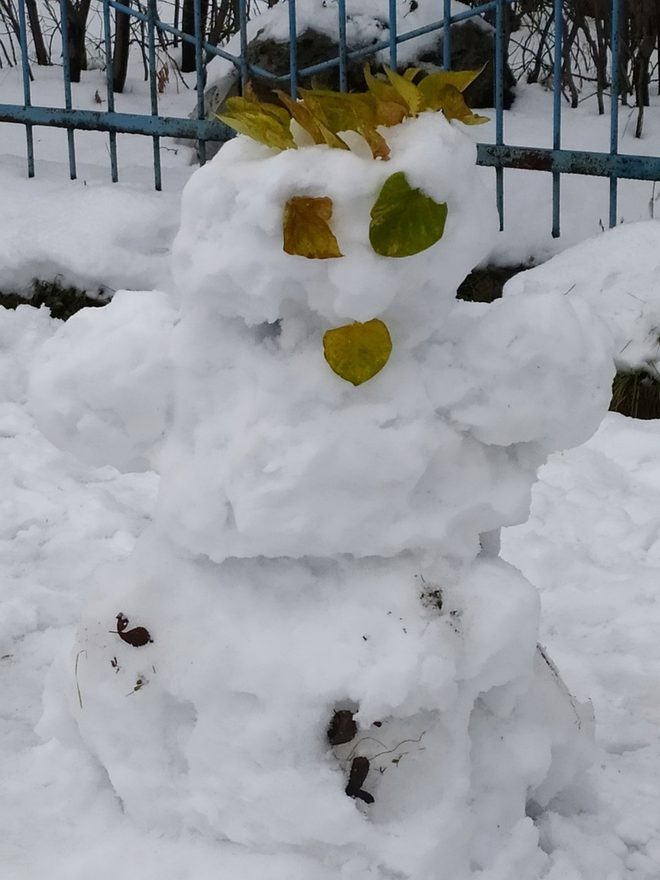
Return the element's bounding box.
[323,319,392,385]
[217,96,296,150]
[369,171,448,258]
[283,196,343,259]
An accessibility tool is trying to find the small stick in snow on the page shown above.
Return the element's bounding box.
[74,650,87,709]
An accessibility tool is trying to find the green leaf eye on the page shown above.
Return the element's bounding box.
[369,171,448,258]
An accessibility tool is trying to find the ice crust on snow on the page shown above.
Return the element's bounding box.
[34,108,614,879]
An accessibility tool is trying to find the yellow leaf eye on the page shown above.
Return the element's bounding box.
[283,196,343,259]
[323,319,393,386]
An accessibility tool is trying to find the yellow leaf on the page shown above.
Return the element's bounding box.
[363,64,412,118]
[295,93,352,149]
[435,84,489,124]
[384,66,423,115]
[323,319,392,385]
[358,124,391,161]
[283,196,343,259]
[297,89,391,160]
[218,96,296,150]
[298,89,362,125]
[373,98,409,127]
[243,81,260,103]
[274,89,329,145]
[418,66,487,109]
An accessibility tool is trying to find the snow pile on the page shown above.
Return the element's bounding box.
[206,0,484,92]
[502,412,660,878]
[0,302,158,660]
[0,163,181,296]
[503,220,660,374]
[36,108,614,879]
[29,290,178,472]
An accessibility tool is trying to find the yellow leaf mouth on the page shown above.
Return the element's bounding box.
[323,319,393,386]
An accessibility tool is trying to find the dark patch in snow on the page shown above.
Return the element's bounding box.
[111,612,154,648]
[327,709,357,746]
[345,756,374,804]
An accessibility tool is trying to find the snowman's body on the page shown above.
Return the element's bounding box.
[35,111,613,879]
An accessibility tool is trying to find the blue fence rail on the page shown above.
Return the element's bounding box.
[2,0,660,237]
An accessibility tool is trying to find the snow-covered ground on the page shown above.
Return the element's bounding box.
[3,5,660,876]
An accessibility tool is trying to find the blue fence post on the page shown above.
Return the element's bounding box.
[494,0,505,231]
[238,0,249,90]
[58,0,77,179]
[337,0,348,91]
[389,0,398,69]
[288,0,298,96]
[102,0,119,182]
[147,0,162,190]
[443,0,452,70]
[16,0,34,177]
[194,0,207,165]
[609,0,621,228]
[551,0,562,237]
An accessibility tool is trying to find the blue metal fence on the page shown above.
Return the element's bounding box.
[2,0,660,236]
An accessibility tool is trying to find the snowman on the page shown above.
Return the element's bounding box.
[32,66,614,880]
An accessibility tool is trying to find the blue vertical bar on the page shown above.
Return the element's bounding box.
[102,0,119,182]
[194,0,206,164]
[388,0,397,68]
[238,0,248,89]
[16,0,34,177]
[288,0,298,96]
[443,0,452,70]
[147,0,162,189]
[337,0,347,92]
[59,0,77,179]
[494,0,504,230]
[609,0,620,228]
[551,0,562,237]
